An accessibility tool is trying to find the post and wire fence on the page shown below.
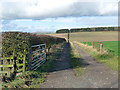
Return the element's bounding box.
[82,41,103,54]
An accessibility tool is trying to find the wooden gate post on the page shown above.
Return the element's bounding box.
[29,47,32,70]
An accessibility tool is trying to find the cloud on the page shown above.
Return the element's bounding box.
[0,0,118,19]
[1,15,117,32]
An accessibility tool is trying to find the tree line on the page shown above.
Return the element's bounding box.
[56,27,118,33]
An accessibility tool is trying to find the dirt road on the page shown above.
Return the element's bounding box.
[41,43,118,88]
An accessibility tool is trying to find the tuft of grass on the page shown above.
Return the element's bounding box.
[69,42,86,77]
[74,41,118,71]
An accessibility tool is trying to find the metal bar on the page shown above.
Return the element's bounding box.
[32,48,45,54]
[32,54,45,62]
[31,55,46,66]
[33,59,46,71]
[31,58,42,66]
[31,58,46,70]
[32,52,45,59]
[31,44,46,48]
[31,60,43,69]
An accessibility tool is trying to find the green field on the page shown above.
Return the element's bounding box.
[82,41,118,56]
[101,41,118,56]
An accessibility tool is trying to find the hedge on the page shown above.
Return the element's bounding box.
[2,31,66,61]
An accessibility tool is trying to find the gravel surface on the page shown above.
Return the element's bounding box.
[41,43,118,88]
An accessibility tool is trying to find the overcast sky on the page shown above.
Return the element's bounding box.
[0,0,119,32]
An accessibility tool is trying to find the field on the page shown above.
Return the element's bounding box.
[49,32,118,56]
[82,41,118,56]
[52,31,118,70]
[101,41,118,56]
[70,31,118,42]
[69,31,118,70]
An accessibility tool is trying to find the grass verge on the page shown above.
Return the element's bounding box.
[69,42,86,77]
[74,41,118,71]
[2,42,66,88]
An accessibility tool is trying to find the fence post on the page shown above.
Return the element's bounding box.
[100,44,103,54]
[86,42,88,46]
[29,47,32,70]
[92,42,94,48]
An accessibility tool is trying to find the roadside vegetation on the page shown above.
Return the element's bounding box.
[74,41,118,71]
[2,42,66,88]
[69,42,86,77]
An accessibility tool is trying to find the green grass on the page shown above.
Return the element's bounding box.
[101,41,118,56]
[2,42,66,88]
[70,42,86,77]
[74,41,118,71]
[82,41,118,56]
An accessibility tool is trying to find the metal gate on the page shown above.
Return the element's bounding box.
[30,44,46,71]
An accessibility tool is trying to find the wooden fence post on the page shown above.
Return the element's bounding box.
[86,42,88,46]
[92,42,94,48]
[100,44,103,54]
[29,47,32,70]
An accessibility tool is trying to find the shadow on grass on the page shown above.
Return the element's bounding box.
[69,43,89,76]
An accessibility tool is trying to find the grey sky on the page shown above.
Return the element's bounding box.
[0,0,119,32]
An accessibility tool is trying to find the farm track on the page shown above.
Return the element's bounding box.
[41,43,118,88]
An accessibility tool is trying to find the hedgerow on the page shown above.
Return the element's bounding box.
[2,32,66,71]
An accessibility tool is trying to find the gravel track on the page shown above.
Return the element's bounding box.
[41,43,118,88]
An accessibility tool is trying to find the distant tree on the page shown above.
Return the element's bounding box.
[56,29,69,33]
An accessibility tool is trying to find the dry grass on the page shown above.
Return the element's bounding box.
[70,31,118,42]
